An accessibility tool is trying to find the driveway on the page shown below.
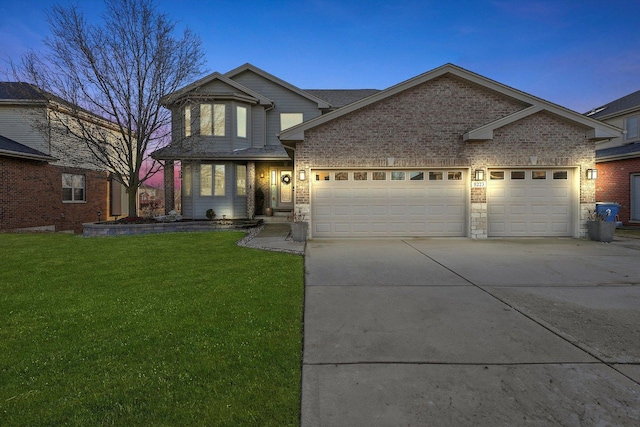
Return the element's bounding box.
[301,238,640,426]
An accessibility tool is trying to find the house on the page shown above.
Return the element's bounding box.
[0,82,128,233]
[155,63,621,238]
[139,183,165,218]
[586,90,640,225]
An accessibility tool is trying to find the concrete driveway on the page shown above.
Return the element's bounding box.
[301,238,640,426]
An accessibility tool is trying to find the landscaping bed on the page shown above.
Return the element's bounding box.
[83,218,262,237]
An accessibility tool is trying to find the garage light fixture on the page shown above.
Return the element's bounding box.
[474,169,485,181]
[299,169,306,181]
[586,168,598,180]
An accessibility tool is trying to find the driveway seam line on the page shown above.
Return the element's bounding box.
[401,239,640,386]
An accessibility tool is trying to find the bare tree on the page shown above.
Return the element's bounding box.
[17,0,205,217]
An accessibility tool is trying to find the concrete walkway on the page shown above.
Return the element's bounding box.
[301,238,640,426]
[240,223,305,254]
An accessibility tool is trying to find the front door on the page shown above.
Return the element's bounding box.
[270,169,294,210]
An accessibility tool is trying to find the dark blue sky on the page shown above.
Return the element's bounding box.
[1,0,639,112]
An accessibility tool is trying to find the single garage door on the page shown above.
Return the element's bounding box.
[311,169,467,237]
[487,169,574,237]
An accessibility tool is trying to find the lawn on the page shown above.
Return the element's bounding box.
[0,232,304,426]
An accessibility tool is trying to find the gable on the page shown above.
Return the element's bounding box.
[279,64,622,143]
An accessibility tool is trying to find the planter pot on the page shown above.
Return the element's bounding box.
[264,207,273,217]
[587,220,616,243]
[291,222,309,242]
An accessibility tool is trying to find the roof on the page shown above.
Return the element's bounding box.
[159,72,274,107]
[596,142,640,162]
[0,82,49,103]
[279,63,622,143]
[223,63,331,109]
[304,89,380,109]
[151,144,290,161]
[585,89,640,120]
[0,134,57,161]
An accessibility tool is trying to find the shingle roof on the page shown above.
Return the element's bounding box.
[586,89,640,119]
[304,89,380,108]
[0,82,49,101]
[151,144,290,161]
[0,134,56,161]
[596,142,640,161]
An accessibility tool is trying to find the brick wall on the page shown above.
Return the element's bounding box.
[596,157,640,224]
[0,157,108,233]
[295,74,596,237]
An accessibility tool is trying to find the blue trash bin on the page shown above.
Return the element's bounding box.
[595,202,620,222]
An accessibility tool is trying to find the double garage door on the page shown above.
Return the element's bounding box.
[310,168,574,238]
[312,169,467,237]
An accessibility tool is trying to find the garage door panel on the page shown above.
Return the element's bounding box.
[312,169,466,237]
[489,169,573,237]
[335,206,351,216]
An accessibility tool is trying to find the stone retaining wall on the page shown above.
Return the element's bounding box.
[83,221,235,237]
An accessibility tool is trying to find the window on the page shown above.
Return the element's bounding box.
[335,171,349,181]
[532,171,547,180]
[448,171,462,180]
[372,171,386,180]
[214,104,226,136]
[236,165,246,196]
[391,171,405,181]
[410,171,424,181]
[280,113,303,131]
[237,106,247,138]
[354,171,368,180]
[553,171,568,180]
[429,171,443,181]
[184,164,192,197]
[62,174,85,202]
[184,105,191,137]
[625,116,639,142]
[214,165,225,196]
[200,164,212,196]
[490,171,505,180]
[200,104,212,136]
[511,171,525,180]
[315,171,330,181]
[200,104,226,136]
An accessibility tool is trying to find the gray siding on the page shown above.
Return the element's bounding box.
[0,106,49,153]
[230,71,323,146]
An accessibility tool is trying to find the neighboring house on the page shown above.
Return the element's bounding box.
[155,63,620,238]
[139,183,165,217]
[586,90,640,225]
[0,82,128,233]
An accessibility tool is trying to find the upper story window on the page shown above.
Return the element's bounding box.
[62,173,85,202]
[625,116,639,142]
[200,104,226,136]
[237,106,247,138]
[280,113,303,131]
[184,105,191,137]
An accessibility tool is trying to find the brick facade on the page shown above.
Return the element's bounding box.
[294,75,597,238]
[0,157,109,233]
[596,157,640,224]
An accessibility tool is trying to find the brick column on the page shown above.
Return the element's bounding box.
[163,160,175,214]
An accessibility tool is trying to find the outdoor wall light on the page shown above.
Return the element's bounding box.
[299,169,306,181]
[586,168,598,180]
[260,171,264,179]
[474,169,485,181]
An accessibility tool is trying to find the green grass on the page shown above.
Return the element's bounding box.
[0,232,304,426]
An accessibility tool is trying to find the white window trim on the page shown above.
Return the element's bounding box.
[62,173,86,203]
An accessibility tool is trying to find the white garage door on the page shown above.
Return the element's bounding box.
[487,169,574,237]
[311,169,467,237]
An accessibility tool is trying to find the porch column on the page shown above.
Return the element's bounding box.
[163,160,175,214]
[247,161,255,219]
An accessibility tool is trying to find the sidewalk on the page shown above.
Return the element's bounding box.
[240,222,305,255]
